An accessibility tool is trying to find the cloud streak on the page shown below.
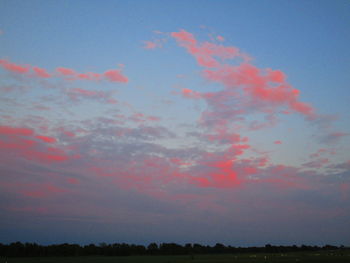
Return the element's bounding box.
[1,59,128,83]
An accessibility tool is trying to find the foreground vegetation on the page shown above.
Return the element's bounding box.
[4,250,350,263]
[0,242,346,257]
[2,242,349,262]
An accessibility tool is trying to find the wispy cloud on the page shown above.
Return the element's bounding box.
[1,59,128,83]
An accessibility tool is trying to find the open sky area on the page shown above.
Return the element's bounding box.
[0,0,350,246]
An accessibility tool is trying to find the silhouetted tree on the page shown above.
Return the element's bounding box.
[147,242,158,255]
[0,241,346,257]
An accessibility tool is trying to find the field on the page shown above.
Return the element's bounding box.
[5,250,350,263]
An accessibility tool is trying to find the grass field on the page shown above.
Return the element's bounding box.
[4,251,350,263]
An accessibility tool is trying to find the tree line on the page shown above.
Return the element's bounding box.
[0,242,345,257]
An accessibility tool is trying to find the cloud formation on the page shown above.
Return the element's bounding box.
[0,125,79,164]
[1,59,128,83]
[171,30,247,67]
[0,27,349,246]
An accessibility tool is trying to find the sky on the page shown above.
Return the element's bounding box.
[0,0,350,246]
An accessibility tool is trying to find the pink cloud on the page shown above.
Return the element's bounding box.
[56,67,77,76]
[171,29,246,68]
[181,88,202,99]
[186,141,252,189]
[171,30,197,45]
[77,72,101,80]
[171,30,319,130]
[0,125,78,164]
[169,157,192,166]
[190,159,242,188]
[33,66,51,78]
[217,35,225,42]
[64,131,75,137]
[143,33,168,50]
[129,113,146,123]
[0,125,34,136]
[205,129,246,145]
[36,135,57,143]
[106,98,118,104]
[309,148,336,158]
[68,88,103,98]
[203,63,316,118]
[147,116,161,122]
[55,128,76,138]
[128,112,161,123]
[0,59,30,74]
[143,41,159,49]
[57,67,104,81]
[67,178,80,184]
[1,58,128,83]
[66,88,118,104]
[103,69,128,83]
[167,30,342,192]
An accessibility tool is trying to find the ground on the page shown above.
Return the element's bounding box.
[4,250,350,263]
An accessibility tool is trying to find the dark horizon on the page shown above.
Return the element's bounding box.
[1,241,348,258]
[1,240,349,248]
